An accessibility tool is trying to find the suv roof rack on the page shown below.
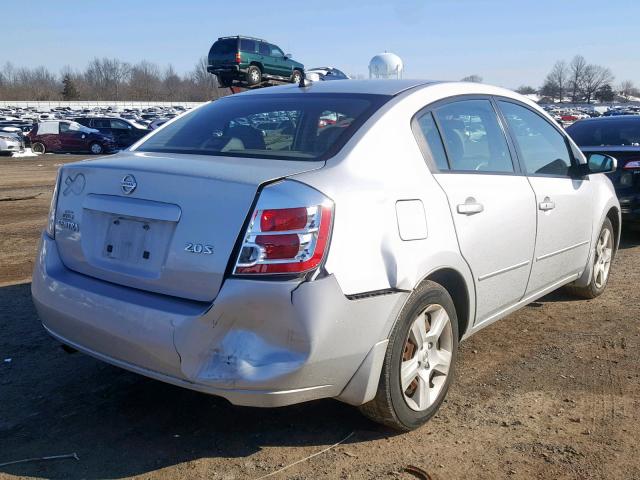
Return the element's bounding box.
[218,35,267,42]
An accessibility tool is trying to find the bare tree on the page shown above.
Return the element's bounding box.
[128,61,161,100]
[568,55,587,103]
[580,64,614,103]
[461,75,483,83]
[516,85,537,95]
[545,60,568,102]
[618,80,639,102]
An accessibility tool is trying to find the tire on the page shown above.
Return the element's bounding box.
[359,280,459,431]
[565,217,614,299]
[32,142,46,154]
[89,142,104,155]
[291,69,303,84]
[217,75,233,88]
[246,65,262,86]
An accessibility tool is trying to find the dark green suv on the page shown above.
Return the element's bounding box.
[207,36,304,88]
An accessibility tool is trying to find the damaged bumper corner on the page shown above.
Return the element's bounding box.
[32,233,408,407]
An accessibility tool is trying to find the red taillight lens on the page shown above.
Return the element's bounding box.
[256,234,300,259]
[235,52,242,63]
[234,205,333,275]
[623,160,640,170]
[260,207,308,232]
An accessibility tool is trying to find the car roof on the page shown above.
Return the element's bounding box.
[570,115,640,125]
[237,79,441,97]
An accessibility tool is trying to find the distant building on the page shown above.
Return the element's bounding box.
[369,52,403,79]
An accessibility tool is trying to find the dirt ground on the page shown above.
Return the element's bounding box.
[1,154,639,480]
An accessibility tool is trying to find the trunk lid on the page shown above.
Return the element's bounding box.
[54,151,322,301]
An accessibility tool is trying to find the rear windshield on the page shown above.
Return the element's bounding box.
[210,39,236,55]
[567,119,640,146]
[136,94,387,161]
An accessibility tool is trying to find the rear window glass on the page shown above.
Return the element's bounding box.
[136,94,386,161]
[567,119,640,146]
[210,39,236,55]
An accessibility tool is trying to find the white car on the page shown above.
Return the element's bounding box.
[32,80,620,431]
[0,131,24,156]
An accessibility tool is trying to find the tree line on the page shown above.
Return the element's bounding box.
[0,57,224,102]
[515,54,639,103]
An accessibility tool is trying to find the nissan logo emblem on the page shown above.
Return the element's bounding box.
[121,174,137,195]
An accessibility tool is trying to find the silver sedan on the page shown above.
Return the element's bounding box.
[32,79,620,430]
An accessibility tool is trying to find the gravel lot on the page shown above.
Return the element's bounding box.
[1,154,639,480]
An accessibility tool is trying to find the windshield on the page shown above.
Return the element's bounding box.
[567,119,640,146]
[135,94,386,160]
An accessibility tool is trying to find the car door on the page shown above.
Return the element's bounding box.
[58,122,84,152]
[257,42,275,76]
[269,44,290,78]
[109,119,134,148]
[416,98,537,324]
[497,100,593,295]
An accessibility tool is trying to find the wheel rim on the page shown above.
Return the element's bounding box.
[251,69,260,82]
[91,143,102,154]
[401,304,453,412]
[33,143,44,154]
[594,227,613,289]
[293,72,301,82]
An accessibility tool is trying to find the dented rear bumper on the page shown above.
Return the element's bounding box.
[32,234,407,407]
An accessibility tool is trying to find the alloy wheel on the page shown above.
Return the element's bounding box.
[401,304,453,412]
[594,227,613,289]
[90,143,103,154]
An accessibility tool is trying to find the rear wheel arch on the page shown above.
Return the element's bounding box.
[424,268,470,340]
[249,61,263,72]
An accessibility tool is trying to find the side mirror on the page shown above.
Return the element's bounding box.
[587,153,617,174]
[285,53,292,59]
[573,153,617,177]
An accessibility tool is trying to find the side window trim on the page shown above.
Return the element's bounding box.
[494,97,578,178]
[410,111,450,172]
[411,94,524,176]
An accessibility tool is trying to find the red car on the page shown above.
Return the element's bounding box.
[28,121,117,154]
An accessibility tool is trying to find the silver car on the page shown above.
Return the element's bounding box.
[32,80,620,431]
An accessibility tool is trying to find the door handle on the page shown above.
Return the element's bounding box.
[457,197,484,215]
[538,196,555,211]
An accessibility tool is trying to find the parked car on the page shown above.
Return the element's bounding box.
[567,115,640,227]
[72,117,150,149]
[305,67,350,81]
[149,118,169,130]
[32,80,620,431]
[27,121,117,154]
[207,35,304,87]
[0,130,24,156]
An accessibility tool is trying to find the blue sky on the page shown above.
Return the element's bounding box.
[4,0,639,88]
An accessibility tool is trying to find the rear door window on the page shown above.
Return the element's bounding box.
[110,119,130,129]
[258,42,270,56]
[498,101,573,177]
[433,99,514,173]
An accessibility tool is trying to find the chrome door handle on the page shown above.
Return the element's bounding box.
[539,197,555,211]
[457,197,484,215]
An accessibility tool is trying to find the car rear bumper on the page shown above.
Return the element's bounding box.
[32,233,406,407]
[618,194,640,226]
[207,65,245,75]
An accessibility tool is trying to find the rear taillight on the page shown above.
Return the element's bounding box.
[234,202,333,275]
[235,52,242,64]
[623,160,640,170]
[46,169,61,239]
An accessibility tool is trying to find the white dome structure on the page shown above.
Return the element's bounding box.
[369,52,404,79]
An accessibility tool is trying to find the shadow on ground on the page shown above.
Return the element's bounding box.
[0,283,387,479]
